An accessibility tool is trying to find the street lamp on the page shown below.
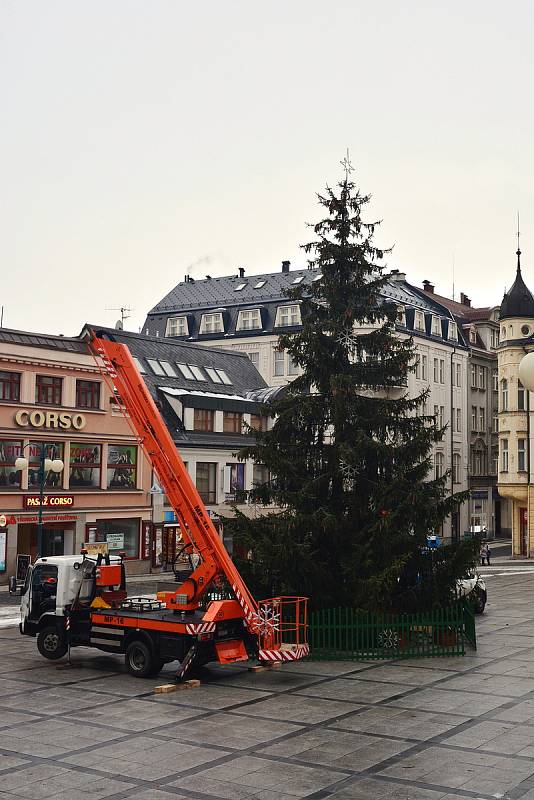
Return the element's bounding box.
[519,353,534,392]
[15,444,64,558]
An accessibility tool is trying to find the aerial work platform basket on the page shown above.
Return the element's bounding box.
[254,596,309,662]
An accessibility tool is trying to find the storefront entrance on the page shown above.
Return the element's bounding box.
[18,523,74,562]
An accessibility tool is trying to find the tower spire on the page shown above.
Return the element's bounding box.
[517,211,522,272]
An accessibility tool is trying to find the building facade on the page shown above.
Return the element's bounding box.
[144,263,473,541]
[497,254,534,555]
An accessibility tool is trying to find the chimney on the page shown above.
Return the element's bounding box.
[389,269,406,282]
[238,267,245,278]
[460,293,471,307]
[422,280,434,294]
[282,260,291,273]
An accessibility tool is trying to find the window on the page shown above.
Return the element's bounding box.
[453,453,461,484]
[70,443,101,489]
[518,438,527,472]
[147,359,166,376]
[439,359,445,384]
[216,369,232,385]
[501,379,508,411]
[448,321,458,341]
[454,407,461,432]
[29,442,64,488]
[491,448,498,475]
[492,413,499,433]
[276,305,301,327]
[287,355,299,376]
[250,413,267,432]
[274,350,285,377]
[478,366,486,389]
[92,518,140,558]
[491,328,500,348]
[205,367,222,384]
[469,327,477,344]
[0,440,22,489]
[36,375,62,405]
[471,406,477,431]
[414,311,424,331]
[200,313,223,334]
[165,316,188,337]
[0,371,20,402]
[433,358,439,382]
[434,405,444,428]
[431,316,442,336]
[471,365,477,388]
[455,362,461,387]
[237,309,261,330]
[235,283,247,291]
[397,306,406,326]
[159,361,177,378]
[133,357,146,374]
[501,438,509,472]
[492,369,498,391]
[107,444,137,490]
[421,354,427,380]
[435,452,444,479]
[188,365,205,381]
[252,464,269,487]
[177,363,195,380]
[223,411,243,434]
[247,352,260,369]
[76,380,100,409]
[414,356,420,380]
[472,447,484,476]
[292,275,304,284]
[196,462,217,503]
[194,409,214,432]
[518,381,526,411]
[479,407,485,430]
[254,280,266,289]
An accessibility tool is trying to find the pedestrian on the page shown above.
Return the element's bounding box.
[480,542,486,566]
[485,542,491,566]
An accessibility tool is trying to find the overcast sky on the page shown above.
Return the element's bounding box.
[1,1,533,335]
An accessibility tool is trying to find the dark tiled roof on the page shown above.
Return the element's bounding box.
[0,327,88,353]
[500,265,534,320]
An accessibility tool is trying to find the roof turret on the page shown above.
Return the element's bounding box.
[500,248,534,320]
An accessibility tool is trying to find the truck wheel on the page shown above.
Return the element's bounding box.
[125,640,161,678]
[37,626,68,660]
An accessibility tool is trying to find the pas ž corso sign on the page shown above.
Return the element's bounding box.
[14,410,86,430]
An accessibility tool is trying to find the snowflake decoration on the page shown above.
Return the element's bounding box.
[377,628,400,649]
[295,409,308,428]
[336,329,359,351]
[249,605,280,637]
[339,459,356,481]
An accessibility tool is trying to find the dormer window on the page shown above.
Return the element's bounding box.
[448,321,458,341]
[237,309,261,331]
[414,310,425,331]
[275,305,301,327]
[469,327,477,344]
[431,316,442,336]
[200,312,224,334]
[165,316,188,337]
[397,305,406,326]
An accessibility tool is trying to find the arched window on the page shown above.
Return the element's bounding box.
[501,379,508,411]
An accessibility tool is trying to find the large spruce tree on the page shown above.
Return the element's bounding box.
[227,165,476,612]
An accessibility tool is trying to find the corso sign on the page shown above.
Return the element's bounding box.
[14,410,86,430]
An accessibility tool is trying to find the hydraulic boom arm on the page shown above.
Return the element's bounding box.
[89,332,258,620]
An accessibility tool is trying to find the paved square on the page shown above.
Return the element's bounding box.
[2,571,534,798]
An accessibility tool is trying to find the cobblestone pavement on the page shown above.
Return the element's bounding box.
[1,573,534,799]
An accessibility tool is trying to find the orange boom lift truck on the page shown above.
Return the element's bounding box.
[18,331,309,679]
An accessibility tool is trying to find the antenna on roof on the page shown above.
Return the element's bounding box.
[106,306,132,327]
[452,253,455,301]
[0,306,3,328]
[517,211,522,272]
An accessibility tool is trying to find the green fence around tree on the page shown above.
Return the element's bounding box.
[308,601,476,660]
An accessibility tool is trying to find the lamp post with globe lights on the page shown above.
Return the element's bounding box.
[15,444,64,558]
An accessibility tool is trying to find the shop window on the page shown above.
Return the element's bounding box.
[36,375,62,405]
[0,371,20,402]
[196,462,217,503]
[107,444,137,490]
[91,518,140,558]
[29,442,64,488]
[223,411,243,433]
[76,380,101,409]
[0,440,23,489]
[194,409,214,432]
[224,463,245,500]
[70,443,101,489]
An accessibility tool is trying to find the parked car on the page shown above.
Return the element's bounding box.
[457,573,487,614]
